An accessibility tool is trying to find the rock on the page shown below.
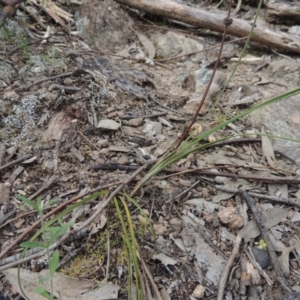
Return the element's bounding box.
[75,0,134,52]
[97,119,120,130]
[117,155,129,165]
[154,31,204,63]
[128,118,143,127]
[252,247,270,269]
[250,94,300,165]
[218,207,244,229]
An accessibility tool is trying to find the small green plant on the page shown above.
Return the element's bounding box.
[16,191,105,300]
[18,34,30,55]
[17,195,73,300]
[43,46,62,69]
[0,26,14,41]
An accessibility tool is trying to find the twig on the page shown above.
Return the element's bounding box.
[166,169,300,185]
[215,185,300,209]
[77,129,101,152]
[137,246,163,300]
[175,14,233,148]
[0,210,15,227]
[0,164,148,263]
[7,166,24,184]
[245,246,273,286]
[28,175,58,200]
[0,179,124,259]
[15,72,73,92]
[166,180,200,203]
[239,190,291,293]
[0,154,32,171]
[149,96,181,115]
[217,234,242,300]
[105,232,110,282]
[0,143,6,166]
[121,111,167,120]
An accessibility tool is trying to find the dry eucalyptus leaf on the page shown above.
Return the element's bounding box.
[261,127,276,167]
[0,183,10,205]
[279,243,300,276]
[239,207,288,242]
[3,268,119,300]
[152,253,178,266]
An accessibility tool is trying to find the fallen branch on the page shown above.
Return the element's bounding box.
[265,1,300,24]
[115,0,300,54]
[239,190,291,293]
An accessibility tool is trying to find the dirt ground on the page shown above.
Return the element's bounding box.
[1,0,300,299]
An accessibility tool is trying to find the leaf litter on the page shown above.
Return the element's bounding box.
[1,0,300,299]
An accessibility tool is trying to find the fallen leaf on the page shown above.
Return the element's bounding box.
[3,268,119,300]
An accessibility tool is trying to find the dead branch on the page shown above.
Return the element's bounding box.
[115,0,300,54]
[265,1,300,24]
[239,190,291,293]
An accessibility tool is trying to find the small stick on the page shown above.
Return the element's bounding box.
[239,190,291,293]
[245,246,273,286]
[215,185,300,209]
[77,129,101,152]
[0,165,148,260]
[121,111,167,120]
[105,232,110,282]
[7,166,24,184]
[28,175,58,200]
[0,154,32,171]
[217,234,242,300]
[0,143,6,166]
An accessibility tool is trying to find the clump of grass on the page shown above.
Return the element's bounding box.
[114,194,156,300]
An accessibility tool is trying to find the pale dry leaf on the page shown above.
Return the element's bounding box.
[185,198,220,213]
[22,156,37,164]
[261,127,275,167]
[279,243,300,276]
[239,207,288,242]
[3,268,119,300]
[41,111,71,143]
[135,32,155,59]
[152,253,178,266]
[29,0,73,26]
[0,183,10,205]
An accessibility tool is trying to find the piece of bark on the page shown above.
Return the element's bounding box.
[115,0,300,54]
[265,1,300,24]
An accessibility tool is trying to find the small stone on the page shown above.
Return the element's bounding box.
[252,247,270,269]
[118,155,129,165]
[218,207,244,229]
[128,118,143,127]
[107,112,118,118]
[192,284,205,299]
[153,224,168,235]
[138,215,148,225]
[168,218,181,226]
[97,119,120,130]
[202,188,209,198]
[97,139,109,147]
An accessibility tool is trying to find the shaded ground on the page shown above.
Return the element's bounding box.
[1,0,300,299]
